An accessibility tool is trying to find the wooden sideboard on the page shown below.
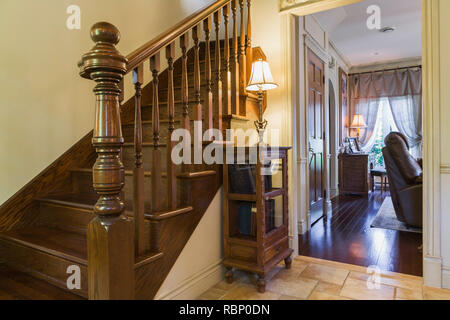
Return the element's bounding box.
[338,153,371,195]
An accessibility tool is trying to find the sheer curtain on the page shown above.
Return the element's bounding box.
[349,68,422,157]
[387,69,423,157]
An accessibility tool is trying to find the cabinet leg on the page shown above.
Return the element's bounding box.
[225,267,234,284]
[257,275,266,293]
[284,256,292,270]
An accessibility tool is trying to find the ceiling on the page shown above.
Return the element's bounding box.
[313,0,422,67]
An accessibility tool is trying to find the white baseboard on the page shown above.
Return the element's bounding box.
[289,234,299,258]
[443,267,450,289]
[155,260,224,300]
[424,255,443,288]
[298,219,308,235]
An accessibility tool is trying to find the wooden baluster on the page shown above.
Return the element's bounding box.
[214,11,223,133]
[203,17,214,138]
[180,34,191,173]
[223,4,232,118]
[78,22,133,300]
[192,26,203,166]
[150,53,162,252]
[246,0,253,84]
[166,43,177,210]
[133,64,145,256]
[119,79,125,163]
[231,0,240,115]
[239,0,247,116]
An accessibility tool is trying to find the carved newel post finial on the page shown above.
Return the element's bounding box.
[79,22,134,300]
[79,22,127,216]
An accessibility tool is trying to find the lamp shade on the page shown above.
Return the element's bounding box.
[350,114,367,128]
[246,59,278,92]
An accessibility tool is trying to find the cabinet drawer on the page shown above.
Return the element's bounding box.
[230,244,257,263]
[264,239,288,263]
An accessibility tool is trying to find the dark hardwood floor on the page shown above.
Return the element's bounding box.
[299,190,423,276]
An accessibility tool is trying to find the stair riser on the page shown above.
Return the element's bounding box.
[36,203,94,235]
[145,86,212,109]
[71,171,169,212]
[121,145,170,172]
[122,121,195,144]
[121,145,210,173]
[0,239,88,298]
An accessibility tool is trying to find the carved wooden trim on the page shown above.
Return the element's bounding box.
[79,22,134,300]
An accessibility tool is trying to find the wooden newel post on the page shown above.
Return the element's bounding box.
[79,22,134,300]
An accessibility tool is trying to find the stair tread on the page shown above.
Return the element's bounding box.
[71,168,161,177]
[0,264,83,300]
[38,193,97,209]
[0,226,87,265]
[38,192,202,217]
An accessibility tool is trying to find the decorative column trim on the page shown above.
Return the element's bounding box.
[422,0,442,288]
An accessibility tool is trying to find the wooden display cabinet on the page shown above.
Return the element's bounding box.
[222,146,293,293]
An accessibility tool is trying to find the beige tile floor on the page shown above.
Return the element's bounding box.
[197,256,450,300]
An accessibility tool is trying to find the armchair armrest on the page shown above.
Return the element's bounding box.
[397,184,423,228]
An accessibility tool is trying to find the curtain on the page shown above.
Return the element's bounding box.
[349,68,422,156]
[387,69,423,157]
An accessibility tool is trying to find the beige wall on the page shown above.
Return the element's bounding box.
[156,189,223,300]
[0,0,214,204]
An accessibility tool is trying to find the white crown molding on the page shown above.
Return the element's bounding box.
[304,34,330,64]
[328,39,351,71]
[279,0,362,15]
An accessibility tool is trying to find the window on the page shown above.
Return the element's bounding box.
[369,98,398,169]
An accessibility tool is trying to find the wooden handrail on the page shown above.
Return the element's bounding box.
[126,0,231,71]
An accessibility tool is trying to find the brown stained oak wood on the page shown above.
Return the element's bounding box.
[238,0,247,116]
[223,4,232,117]
[231,0,240,115]
[133,64,146,256]
[214,11,223,133]
[126,0,231,71]
[0,264,83,300]
[79,22,134,300]
[203,17,214,136]
[245,0,253,84]
[166,43,177,210]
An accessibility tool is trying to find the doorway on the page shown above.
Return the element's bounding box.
[307,48,326,226]
[288,0,425,277]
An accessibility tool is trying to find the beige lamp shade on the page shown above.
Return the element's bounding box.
[350,114,367,128]
[246,59,278,91]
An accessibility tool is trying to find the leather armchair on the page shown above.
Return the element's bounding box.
[382,132,423,228]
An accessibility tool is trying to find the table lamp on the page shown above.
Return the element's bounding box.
[350,114,367,141]
[246,59,278,144]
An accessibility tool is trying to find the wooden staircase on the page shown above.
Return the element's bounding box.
[0,0,260,300]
